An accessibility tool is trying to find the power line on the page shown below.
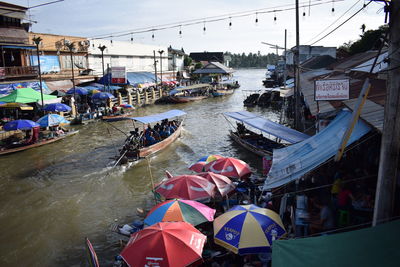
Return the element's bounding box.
[305,0,363,45]
[309,0,373,45]
[88,0,344,41]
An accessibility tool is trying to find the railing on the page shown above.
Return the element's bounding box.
[0,66,38,79]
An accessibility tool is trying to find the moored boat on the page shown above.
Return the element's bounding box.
[223,110,309,156]
[212,88,234,97]
[115,109,186,165]
[0,130,79,156]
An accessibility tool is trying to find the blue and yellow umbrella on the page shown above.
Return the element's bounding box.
[213,204,286,255]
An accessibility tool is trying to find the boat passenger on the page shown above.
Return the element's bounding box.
[146,132,157,146]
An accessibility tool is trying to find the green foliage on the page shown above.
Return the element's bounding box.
[347,25,388,55]
[184,56,192,66]
[194,62,203,69]
[224,52,279,68]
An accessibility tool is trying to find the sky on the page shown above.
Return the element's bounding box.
[13,0,387,55]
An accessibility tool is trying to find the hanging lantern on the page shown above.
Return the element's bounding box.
[255,12,258,25]
[229,17,232,30]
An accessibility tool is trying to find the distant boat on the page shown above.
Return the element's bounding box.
[212,88,234,97]
[157,84,210,104]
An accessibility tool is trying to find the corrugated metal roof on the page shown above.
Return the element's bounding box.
[350,51,388,73]
[331,51,379,73]
[343,98,384,132]
[193,61,233,74]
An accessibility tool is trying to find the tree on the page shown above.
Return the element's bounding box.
[194,62,203,69]
[347,25,388,55]
[184,56,192,67]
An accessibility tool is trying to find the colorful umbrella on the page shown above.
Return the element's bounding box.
[213,205,286,255]
[66,87,88,95]
[204,157,251,179]
[43,103,71,112]
[119,103,134,109]
[144,199,216,226]
[155,175,215,202]
[91,92,115,99]
[121,222,206,267]
[197,172,236,197]
[36,114,70,127]
[3,119,39,131]
[189,155,223,172]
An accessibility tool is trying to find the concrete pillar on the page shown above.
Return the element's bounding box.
[70,97,76,117]
[118,92,122,105]
[151,88,156,100]
[127,92,132,105]
[145,90,149,104]
[136,91,141,106]
[159,88,163,98]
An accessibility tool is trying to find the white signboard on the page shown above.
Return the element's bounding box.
[111,66,127,84]
[315,79,350,101]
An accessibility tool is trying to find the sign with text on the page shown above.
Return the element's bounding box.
[315,79,350,101]
[111,66,127,84]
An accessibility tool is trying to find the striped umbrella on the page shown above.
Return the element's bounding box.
[144,199,216,226]
[197,172,235,197]
[213,205,286,255]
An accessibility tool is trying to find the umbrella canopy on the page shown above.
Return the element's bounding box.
[205,157,252,179]
[43,103,71,112]
[3,119,39,131]
[91,92,115,100]
[155,175,215,202]
[36,114,70,127]
[66,87,89,95]
[144,199,216,226]
[189,155,224,173]
[197,172,236,197]
[0,87,57,104]
[0,102,33,110]
[213,205,286,255]
[121,222,206,267]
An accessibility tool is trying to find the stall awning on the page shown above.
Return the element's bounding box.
[224,111,309,144]
[129,109,186,124]
[1,44,36,50]
[263,110,371,190]
[272,219,400,267]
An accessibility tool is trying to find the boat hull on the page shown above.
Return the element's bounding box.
[212,89,234,97]
[169,95,209,103]
[102,113,133,122]
[0,130,79,156]
[138,123,182,158]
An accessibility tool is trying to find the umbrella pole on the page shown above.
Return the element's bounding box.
[226,195,230,210]
[146,157,158,205]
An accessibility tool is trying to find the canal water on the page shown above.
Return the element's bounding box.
[0,69,280,266]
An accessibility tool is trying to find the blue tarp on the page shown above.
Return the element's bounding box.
[129,109,186,124]
[98,72,155,86]
[263,110,371,189]
[0,81,51,96]
[224,111,309,144]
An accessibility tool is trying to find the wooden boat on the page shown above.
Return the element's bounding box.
[114,109,186,166]
[212,88,234,97]
[0,130,79,156]
[102,113,133,122]
[228,129,285,157]
[223,111,309,157]
[168,95,209,103]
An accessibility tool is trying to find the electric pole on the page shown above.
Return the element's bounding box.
[373,0,400,226]
[294,0,302,131]
[153,50,158,85]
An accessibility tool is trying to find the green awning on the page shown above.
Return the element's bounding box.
[0,87,57,104]
[272,220,400,267]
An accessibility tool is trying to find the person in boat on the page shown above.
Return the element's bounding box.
[160,125,170,139]
[145,131,157,146]
[167,122,175,134]
[237,122,247,136]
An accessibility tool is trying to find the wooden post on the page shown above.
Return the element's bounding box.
[373,0,400,226]
[159,88,163,98]
[127,92,132,105]
[145,91,149,104]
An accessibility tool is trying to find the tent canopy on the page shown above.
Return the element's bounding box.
[129,109,186,124]
[224,111,309,144]
[272,219,400,267]
[0,87,57,104]
[263,110,371,190]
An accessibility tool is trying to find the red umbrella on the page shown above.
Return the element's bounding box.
[204,157,252,179]
[188,161,207,173]
[155,175,215,201]
[197,172,236,197]
[121,222,206,267]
